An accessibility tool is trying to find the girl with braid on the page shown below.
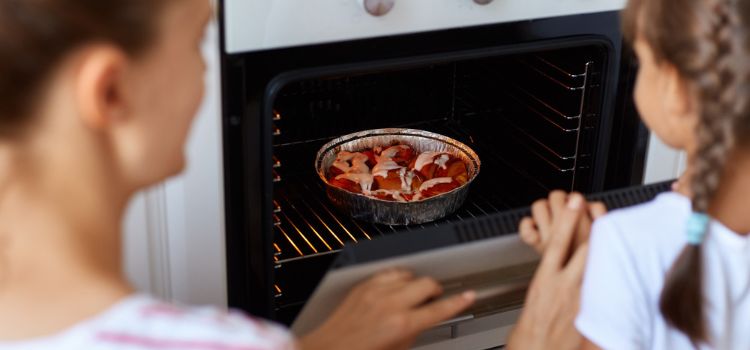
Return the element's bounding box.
[518,0,750,348]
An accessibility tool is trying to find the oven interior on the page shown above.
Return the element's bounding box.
[268,43,609,323]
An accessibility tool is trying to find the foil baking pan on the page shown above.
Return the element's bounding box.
[315,128,481,225]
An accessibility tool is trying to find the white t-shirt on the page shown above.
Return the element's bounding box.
[0,294,297,350]
[576,192,750,350]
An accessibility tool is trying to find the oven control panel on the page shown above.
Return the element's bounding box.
[359,0,495,17]
[223,0,625,54]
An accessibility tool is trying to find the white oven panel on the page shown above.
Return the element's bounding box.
[224,0,626,53]
[644,133,686,184]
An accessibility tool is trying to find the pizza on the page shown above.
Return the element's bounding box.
[327,143,469,202]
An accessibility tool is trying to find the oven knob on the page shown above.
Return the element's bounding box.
[473,0,493,4]
[360,0,395,17]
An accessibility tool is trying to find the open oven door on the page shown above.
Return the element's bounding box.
[291,181,672,348]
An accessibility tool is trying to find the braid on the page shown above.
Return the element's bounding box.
[656,0,748,345]
[690,0,741,213]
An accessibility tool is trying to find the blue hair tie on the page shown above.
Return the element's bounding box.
[686,212,710,245]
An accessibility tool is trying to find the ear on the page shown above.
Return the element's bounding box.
[74,45,129,130]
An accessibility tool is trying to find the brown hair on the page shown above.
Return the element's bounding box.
[623,0,750,345]
[0,0,169,137]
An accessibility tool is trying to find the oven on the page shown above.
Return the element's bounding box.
[218,0,658,347]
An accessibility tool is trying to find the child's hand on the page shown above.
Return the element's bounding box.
[672,171,691,196]
[298,269,475,350]
[518,191,607,254]
[507,193,592,350]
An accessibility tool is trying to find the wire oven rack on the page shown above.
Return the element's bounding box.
[269,47,604,311]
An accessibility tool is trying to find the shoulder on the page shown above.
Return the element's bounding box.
[592,192,690,256]
[92,295,296,350]
[575,193,691,348]
[584,192,692,298]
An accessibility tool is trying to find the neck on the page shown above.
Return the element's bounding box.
[708,150,750,235]
[0,132,134,339]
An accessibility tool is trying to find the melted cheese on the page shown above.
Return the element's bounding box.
[372,189,407,202]
[335,173,374,193]
[330,145,463,202]
[415,151,451,171]
[418,177,453,192]
[372,159,403,178]
[435,154,450,169]
[379,145,410,158]
[333,151,370,174]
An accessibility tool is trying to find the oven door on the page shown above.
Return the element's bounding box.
[219,6,646,325]
[291,181,670,349]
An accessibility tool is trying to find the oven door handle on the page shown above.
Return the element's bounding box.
[436,275,532,328]
[472,278,529,303]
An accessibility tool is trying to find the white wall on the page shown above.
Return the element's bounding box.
[643,133,686,184]
[123,20,227,307]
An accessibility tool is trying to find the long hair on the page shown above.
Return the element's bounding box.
[622,0,750,345]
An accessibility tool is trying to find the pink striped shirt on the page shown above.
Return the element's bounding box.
[0,295,297,350]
